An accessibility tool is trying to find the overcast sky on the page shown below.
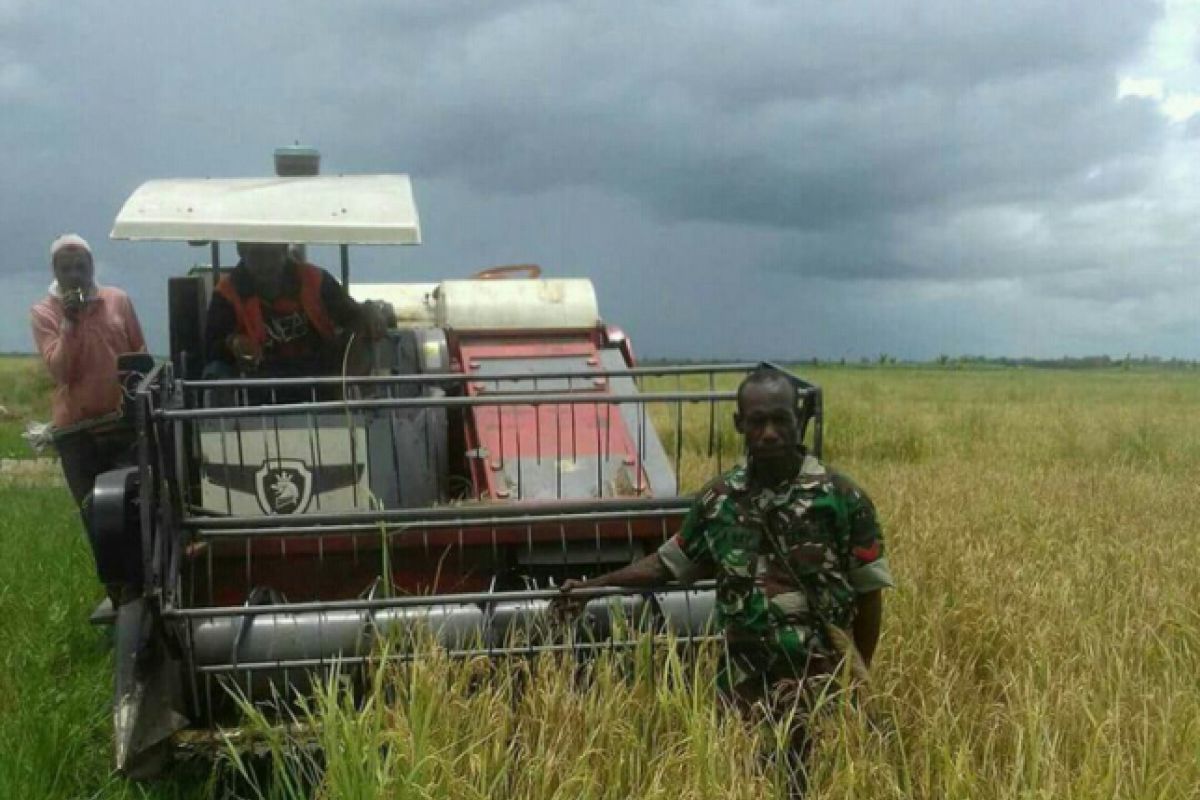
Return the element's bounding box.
[2,0,1198,359]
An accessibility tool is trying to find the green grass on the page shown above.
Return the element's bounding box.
[0,357,205,798]
[2,364,1199,798]
[0,356,54,458]
[0,488,207,799]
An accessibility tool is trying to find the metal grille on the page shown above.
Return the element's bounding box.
[131,363,821,724]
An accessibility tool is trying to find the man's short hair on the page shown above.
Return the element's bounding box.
[736,365,800,413]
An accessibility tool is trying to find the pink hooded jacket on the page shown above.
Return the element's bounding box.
[30,283,147,428]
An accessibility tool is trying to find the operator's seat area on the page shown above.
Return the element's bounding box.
[168,271,218,381]
[168,269,441,388]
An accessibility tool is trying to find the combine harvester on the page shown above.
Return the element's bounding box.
[92,151,824,774]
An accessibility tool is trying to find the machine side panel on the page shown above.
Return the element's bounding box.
[457,338,670,501]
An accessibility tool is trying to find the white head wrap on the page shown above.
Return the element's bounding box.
[50,233,92,260]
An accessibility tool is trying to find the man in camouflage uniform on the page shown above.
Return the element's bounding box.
[557,366,894,791]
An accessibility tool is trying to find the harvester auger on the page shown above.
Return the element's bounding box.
[91,163,824,775]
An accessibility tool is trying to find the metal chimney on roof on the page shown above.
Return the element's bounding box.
[275,145,319,263]
[274,144,320,177]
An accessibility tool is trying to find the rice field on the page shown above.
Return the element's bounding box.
[1,363,1197,798]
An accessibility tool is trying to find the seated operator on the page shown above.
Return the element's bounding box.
[203,242,389,385]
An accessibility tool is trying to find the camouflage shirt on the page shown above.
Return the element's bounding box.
[656,453,894,689]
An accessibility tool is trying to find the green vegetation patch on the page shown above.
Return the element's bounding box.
[0,488,204,800]
[0,356,54,459]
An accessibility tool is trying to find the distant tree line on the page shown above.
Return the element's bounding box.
[5,350,1197,371]
[929,354,1199,370]
[642,354,1200,370]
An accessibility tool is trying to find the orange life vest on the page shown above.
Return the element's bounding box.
[215,261,335,348]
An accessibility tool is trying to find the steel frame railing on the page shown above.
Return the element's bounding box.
[130,363,821,723]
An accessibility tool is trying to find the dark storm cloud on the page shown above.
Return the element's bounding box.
[0,0,1182,358]
[0,1,1164,243]
[326,1,1164,233]
[322,0,1168,288]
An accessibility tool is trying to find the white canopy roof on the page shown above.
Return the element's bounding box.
[110,175,421,245]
